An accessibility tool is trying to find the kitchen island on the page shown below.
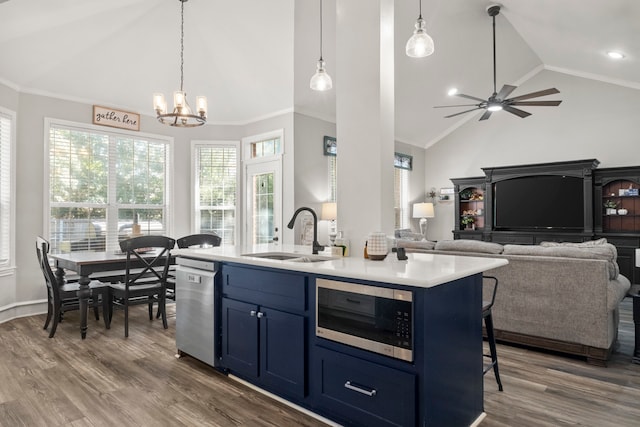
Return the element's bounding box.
[173,244,507,427]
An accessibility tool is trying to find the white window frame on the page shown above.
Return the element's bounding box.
[191,140,241,246]
[44,118,174,252]
[395,167,410,230]
[0,107,16,270]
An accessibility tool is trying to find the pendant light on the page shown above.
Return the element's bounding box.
[153,0,207,127]
[310,0,333,91]
[406,0,434,58]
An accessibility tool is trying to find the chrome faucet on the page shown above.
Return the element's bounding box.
[287,207,325,255]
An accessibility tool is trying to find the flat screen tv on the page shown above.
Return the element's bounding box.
[493,175,584,230]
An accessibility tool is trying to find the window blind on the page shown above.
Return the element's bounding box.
[195,144,238,245]
[0,112,12,265]
[394,167,410,229]
[48,122,171,253]
[328,155,337,203]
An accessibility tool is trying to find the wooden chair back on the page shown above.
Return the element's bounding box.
[119,235,176,290]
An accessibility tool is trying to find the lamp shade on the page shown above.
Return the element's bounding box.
[321,202,337,221]
[636,248,640,268]
[413,202,435,218]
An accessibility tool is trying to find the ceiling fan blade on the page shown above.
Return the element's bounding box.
[507,88,560,102]
[511,100,562,106]
[496,84,517,100]
[479,110,493,121]
[503,105,532,118]
[433,104,481,108]
[456,93,487,103]
[444,108,483,118]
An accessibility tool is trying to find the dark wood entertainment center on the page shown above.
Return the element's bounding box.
[452,159,640,285]
[452,159,640,363]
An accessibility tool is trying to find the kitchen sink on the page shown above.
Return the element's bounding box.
[241,252,334,263]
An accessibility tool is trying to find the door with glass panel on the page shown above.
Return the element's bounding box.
[245,160,282,248]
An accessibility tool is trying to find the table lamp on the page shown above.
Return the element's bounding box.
[413,202,435,239]
[321,202,337,245]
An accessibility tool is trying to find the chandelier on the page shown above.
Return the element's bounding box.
[153,0,207,127]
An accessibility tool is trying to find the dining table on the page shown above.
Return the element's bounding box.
[50,250,173,339]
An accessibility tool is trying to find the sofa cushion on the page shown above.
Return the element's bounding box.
[503,244,619,279]
[397,240,436,250]
[539,238,608,248]
[434,240,504,254]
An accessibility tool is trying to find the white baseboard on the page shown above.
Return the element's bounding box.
[0,299,47,324]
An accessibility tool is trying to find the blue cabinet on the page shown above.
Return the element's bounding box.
[313,347,416,427]
[220,264,307,399]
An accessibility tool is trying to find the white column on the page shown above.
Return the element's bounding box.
[336,0,395,255]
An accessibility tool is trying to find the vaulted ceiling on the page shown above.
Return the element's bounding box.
[1,0,638,147]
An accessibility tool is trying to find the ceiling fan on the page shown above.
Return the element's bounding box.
[435,4,562,121]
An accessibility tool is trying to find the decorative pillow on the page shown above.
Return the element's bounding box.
[397,231,426,241]
[397,240,436,250]
[503,244,619,279]
[434,240,504,254]
[394,229,413,238]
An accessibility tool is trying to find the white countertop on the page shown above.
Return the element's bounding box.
[173,244,508,289]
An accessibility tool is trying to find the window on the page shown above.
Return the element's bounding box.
[328,155,337,203]
[0,109,14,266]
[193,142,239,245]
[394,167,410,229]
[47,120,172,253]
[250,137,281,159]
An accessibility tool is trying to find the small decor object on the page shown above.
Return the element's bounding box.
[367,232,388,260]
[439,187,454,201]
[93,106,140,131]
[604,200,618,215]
[618,208,628,215]
[629,188,639,196]
[461,216,475,230]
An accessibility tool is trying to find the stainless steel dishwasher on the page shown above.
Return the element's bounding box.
[175,257,217,367]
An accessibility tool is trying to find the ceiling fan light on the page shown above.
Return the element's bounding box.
[607,51,625,60]
[487,103,503,112]
[310,59,333,91]
[406,18,434,58]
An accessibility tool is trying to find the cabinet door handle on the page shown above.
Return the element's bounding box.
[256,312,265,318]
[250,310,257,316]
[344,381,377,397]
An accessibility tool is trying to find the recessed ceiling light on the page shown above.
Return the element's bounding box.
[447,88,458,96]
[607,51,625,60]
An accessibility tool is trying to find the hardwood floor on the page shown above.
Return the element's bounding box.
[0,299,639,426]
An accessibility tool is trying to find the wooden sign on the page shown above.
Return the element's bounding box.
[93,105,140,131]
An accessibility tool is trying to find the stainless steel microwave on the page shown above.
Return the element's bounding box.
[316,278,413,362]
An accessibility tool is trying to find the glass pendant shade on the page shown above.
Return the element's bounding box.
[406,18,434,58]
[310,59,333,91]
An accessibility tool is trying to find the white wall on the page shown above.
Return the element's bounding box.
[424,69,640,241]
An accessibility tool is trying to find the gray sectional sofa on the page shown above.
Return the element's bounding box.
[398,238,630,365]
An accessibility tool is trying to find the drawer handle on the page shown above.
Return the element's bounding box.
[250,310,257,317]
[345,298,361,304]
[257,312,265,318]
[344,381,376,397]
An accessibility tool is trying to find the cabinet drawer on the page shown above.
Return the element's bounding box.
[222,264,307,311]
[314,347,415,427]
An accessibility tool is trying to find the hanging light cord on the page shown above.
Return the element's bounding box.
[180,0,185,92]
[319,0,324,61]
[492,12,497,95]
[418,0,423,19]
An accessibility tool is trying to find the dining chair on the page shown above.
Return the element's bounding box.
[158,233,221,318]
[107,235,176,337]
[37,236,109,338]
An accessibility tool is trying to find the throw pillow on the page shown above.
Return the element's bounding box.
[539,238,608,247]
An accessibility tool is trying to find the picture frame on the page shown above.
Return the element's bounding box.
[323,136,337,156]
[394,152,412,170]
